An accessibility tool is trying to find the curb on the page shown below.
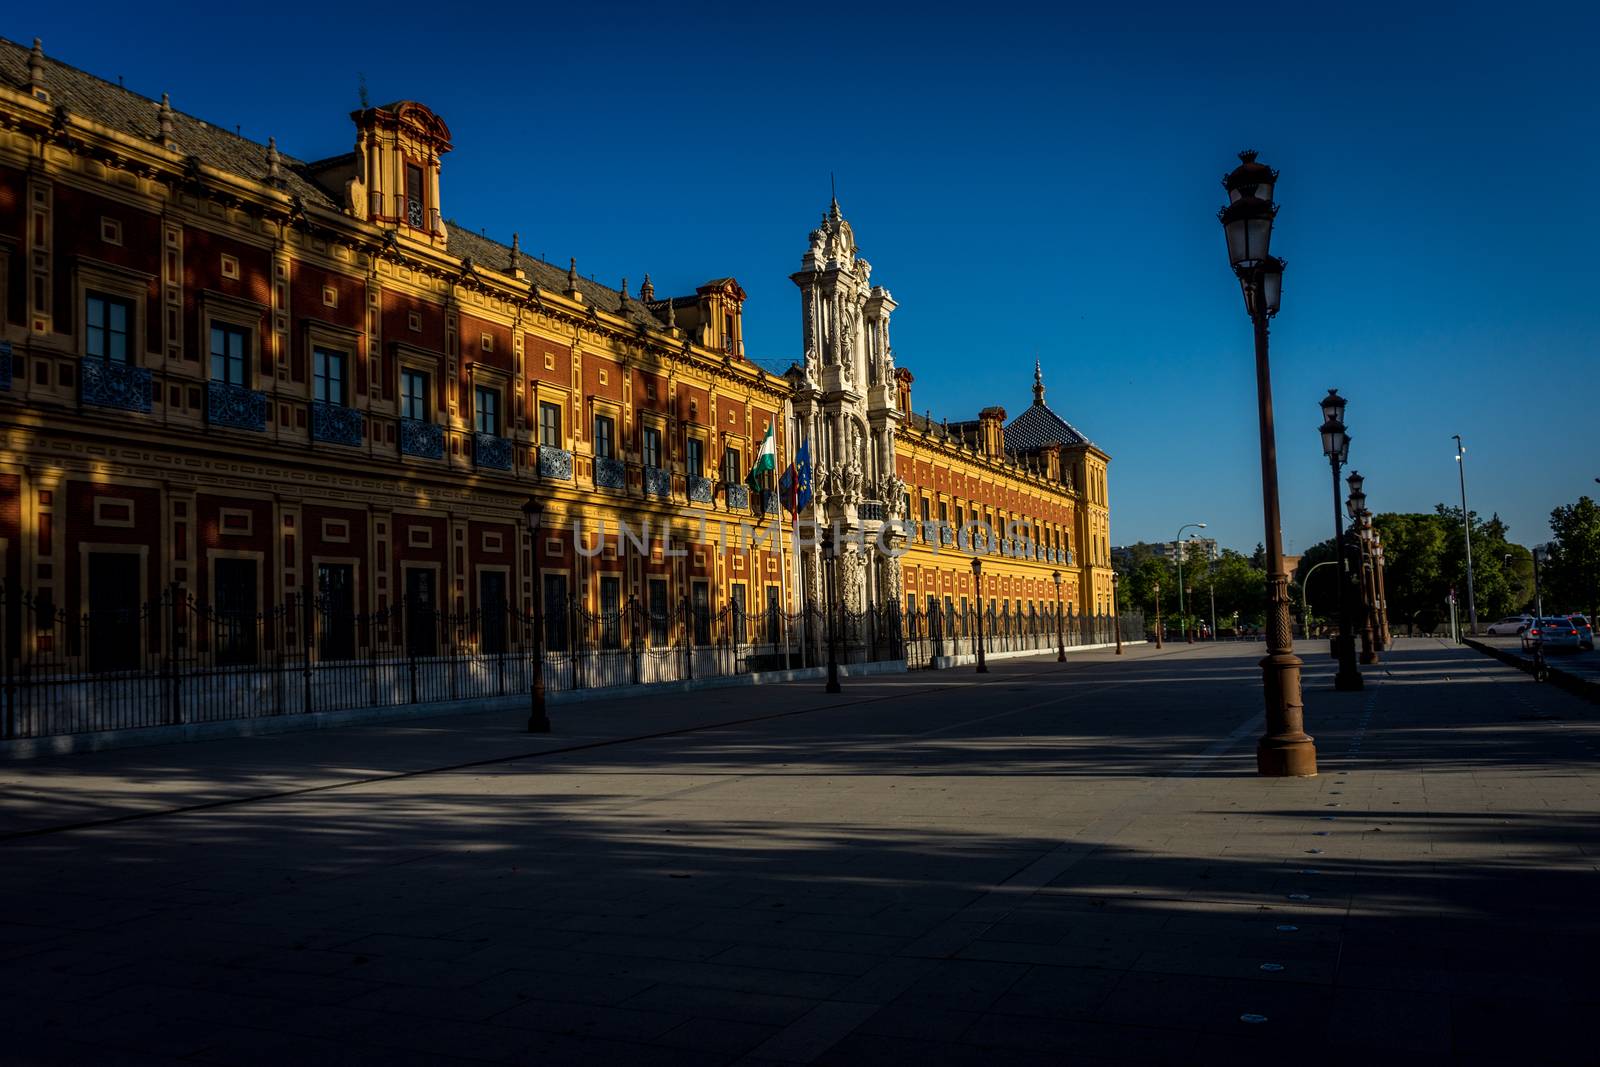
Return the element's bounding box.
[1464,638,1600,705]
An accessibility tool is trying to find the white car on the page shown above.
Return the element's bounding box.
[1486,615,1533,636]
[1522,617,1583,653]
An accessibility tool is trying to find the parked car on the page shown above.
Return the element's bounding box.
[1569,615,1594,651]
[1486,614,1534,636]
[1522,617,1583,653]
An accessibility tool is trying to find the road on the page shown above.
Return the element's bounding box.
[2,639,1597,1065]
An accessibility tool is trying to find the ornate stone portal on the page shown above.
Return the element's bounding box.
[787,200,905,623]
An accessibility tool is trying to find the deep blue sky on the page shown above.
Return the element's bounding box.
[13,3,1595,554]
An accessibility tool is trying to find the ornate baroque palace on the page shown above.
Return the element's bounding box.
[0,37,1114,732]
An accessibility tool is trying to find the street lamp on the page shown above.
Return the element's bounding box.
[1175,522,1206,643]
[1453,435,1479,635]
[1111,572,1123,655]
[1347,474,1378,665]
[1053,570,1066,662]
[972,557,988,673]
[1320,391,1362,691]
[1219,149,1317,777]
[520,496,551,733]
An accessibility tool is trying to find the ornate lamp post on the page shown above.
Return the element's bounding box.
[1347,472,1379,664]
[1175,522,1206,642]
[1219,149,1317,776]
[1320,391,1362,691]
[1053,570,1066,661]
[972,557,988,673]
[1111,572,1124,655]
[521,496,551,733]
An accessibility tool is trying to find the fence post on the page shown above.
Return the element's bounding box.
[629,595,641,686]
[302,590,315,715]
[569,596,581,690]
[408,597,419,704]
[167,582,183,725]
[682,596,693,681]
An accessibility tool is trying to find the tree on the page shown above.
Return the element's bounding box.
[1546,496,1600,622]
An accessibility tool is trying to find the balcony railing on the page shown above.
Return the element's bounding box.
[0,340,12,391]
[538,445,573,481]
[474,432,513,471]
[311,401,364,447]
[859,500,885,521]
[644,466,671,498]
[687,474,714,504]
[80,358,152,413]
[399,418,444,459]
[206,381,267,431]
[724,483,750,510]
[595,455,626,490]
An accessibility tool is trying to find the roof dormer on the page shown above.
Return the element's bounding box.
[346,101,452,243]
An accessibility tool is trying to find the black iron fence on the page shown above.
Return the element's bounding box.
[0,584,1140,742]
[902,604,1144,667]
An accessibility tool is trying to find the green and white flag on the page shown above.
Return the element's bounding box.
[746,423,776,494]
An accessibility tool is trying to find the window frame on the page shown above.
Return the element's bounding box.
[593,412,615,460]
[539,400,563,448]
[312,346,347,406]
[401,367,429,422]
[210,322,251,386]
[85,291,134,364]
[474,384,501,437]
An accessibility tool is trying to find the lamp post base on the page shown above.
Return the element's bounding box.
[527,678,551,734]
[1257,734,1319,776]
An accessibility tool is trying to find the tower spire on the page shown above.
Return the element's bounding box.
[1032,357,1045,406]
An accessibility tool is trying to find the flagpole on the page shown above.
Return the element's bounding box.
[777,424,792,671]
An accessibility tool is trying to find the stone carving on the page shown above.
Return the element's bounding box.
[840,461,863,503]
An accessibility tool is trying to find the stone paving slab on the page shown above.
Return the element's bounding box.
[2,638,1598,1064]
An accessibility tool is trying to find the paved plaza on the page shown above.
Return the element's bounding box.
[2,639,1597,1065]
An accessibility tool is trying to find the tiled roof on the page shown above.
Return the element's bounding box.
[1005,400,1094,450]
[0,37,703,338]
[443,227,667,330]
[0,36,339,209]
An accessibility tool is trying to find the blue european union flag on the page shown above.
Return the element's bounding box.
[780,439,813,515]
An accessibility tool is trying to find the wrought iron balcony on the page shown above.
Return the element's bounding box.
[595,455,626,490]
[80,358,152,413]
[538,444,573,480]
[644,466,671,498]
[764,491,780,515]
[859,500,885,521]
[206,381,267,431]
[687,474,714,504]
[399,417,444,459]
[0,340,11,391]
[311,401,364,447]
[724,483,750,510]
[474,432,513,471]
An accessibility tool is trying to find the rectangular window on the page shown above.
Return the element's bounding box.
[401,369,428,421]
[86,292,132,364]
[642,425,662,469]
[405,163,425,228]
[600,576,622,649]
[313,347,346,405]
[539,401,562,447]
[593,414,615,459]
[543,573,568,652]
[209,323,249,385]
[686,438,704,478]
[692,582,711,645]
[649,577,670,646]
[721,447,741,486]
[766,586,781,645]
[730,583,747,645]
[475,385,499,436]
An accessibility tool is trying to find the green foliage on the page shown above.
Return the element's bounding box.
[1545,496,1600,620]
